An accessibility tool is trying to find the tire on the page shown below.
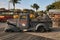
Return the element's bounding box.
[5,29,10,32]
[5,29,14,32]
[37,26,45,32]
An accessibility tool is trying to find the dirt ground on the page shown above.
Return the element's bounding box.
[0,22,60,40]
[26,28,60,40]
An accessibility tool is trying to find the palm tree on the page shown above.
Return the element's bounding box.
[10,0,21,10]
[9,0,21,27]
[31,3,40,12]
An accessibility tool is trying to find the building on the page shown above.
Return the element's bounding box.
[0,8,13,15]
[48,9,60,27]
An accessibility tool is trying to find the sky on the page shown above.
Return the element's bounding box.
[0,0,55,10]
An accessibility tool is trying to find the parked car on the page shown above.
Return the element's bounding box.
[0,15,7,22]
[0,15,13,22]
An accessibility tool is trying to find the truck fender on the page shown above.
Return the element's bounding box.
[35,23,46,30]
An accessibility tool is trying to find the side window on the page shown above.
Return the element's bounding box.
[20,15,27,19]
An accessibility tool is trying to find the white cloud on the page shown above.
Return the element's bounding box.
[0,2,8,9]
[0,2,4,7]
[0,2,4,4]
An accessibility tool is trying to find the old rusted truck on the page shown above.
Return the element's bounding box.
[4,12,52,32]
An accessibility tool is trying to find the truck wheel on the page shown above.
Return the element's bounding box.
[5,29,14,32]
[37,26,45,32]
[5,29,10,32]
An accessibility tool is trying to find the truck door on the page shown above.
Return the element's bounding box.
[19,14,29,29]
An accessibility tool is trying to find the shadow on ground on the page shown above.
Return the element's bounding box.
[51,27,60,32]
[27,34,55,40]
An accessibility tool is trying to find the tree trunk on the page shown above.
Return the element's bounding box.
[8,1,10,10]
[13,2,15,12]
[36,8,37,12]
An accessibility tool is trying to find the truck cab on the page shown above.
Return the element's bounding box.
[4,12,52,32]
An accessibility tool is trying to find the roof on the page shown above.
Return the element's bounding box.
[49,9,60,14]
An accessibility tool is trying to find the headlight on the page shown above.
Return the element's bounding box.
[22,23,26,26]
